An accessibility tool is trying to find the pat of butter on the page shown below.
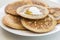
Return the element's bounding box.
[29,7,42,15]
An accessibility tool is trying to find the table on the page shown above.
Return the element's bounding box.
[0,0,60,40]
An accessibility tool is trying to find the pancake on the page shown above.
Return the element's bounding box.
[17,5,49,19]
[5,0,48,16]
[5,1,25,16]
[21,14,57,33]
[25,0,48,7]
[31,0,48,7]
[49,8,60,24]
[2,14,26,30]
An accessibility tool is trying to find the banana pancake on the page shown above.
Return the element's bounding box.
[17,5,49,19]
[2,14,26,30]
[21,14,57,33]
[31,0,48,7]
[49,8,60,24]
[5,1,25,16]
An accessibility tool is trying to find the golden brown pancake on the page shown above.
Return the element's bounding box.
[31,0,48,7]
[5,0,48,16]
[5,1,25,16]
[2,14,26,30]
[21,14,57,33]
[17,5,49,19]
[49,8,60,24]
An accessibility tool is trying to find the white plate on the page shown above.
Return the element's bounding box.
[0,0,60,36]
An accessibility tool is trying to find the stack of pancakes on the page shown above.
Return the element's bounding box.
[3,0,60,33]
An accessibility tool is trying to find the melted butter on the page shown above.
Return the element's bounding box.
[25,10,32,15]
